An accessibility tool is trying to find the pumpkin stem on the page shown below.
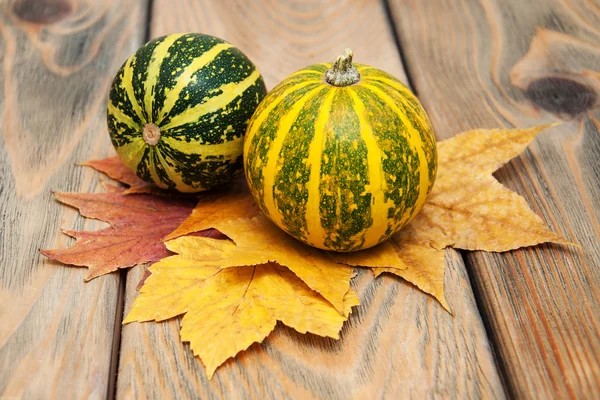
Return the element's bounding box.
[142,123,161,146]
[324,48,360,86]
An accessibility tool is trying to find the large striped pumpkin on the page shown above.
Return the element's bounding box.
[107,33,266,192]
[244,49,437,252]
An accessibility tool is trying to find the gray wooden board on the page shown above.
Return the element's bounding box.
[388,0,600,397]
[0,0,147,398]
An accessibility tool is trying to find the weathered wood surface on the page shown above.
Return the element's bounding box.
[116,1,505,398]
[4,0,598,398]
[0,0,146,398]
[388,0,600,397]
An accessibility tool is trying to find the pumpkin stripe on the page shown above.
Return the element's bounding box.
[286,69,322,78]
[155,146,188,189]
[271,88,331,242]
[158,42,234,123]
[121,55,145,123]
[108,101,140,130]
[364,85,430,224]
[363,76,417,107]
[304,90,337,248]
[262,87,325,227]
[115,139,147,174]
[356,66,377,73]
[163,80,265,146]
[161,69,261,130]
[363,80,437,191]
[162,135,244,159]
[148,149,167,187]
[317,90,372,250]
[142,33,185,122]
[348,89,395,247]
[244,80,319,155]
[380,81,437,189]
[363,77,429,128]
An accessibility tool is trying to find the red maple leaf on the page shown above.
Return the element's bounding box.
[41,189,197,280]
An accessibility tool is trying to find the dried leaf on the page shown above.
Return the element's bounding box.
[373,236,448,311]
[414,124,571,251]
[41,189,196,280]
[334,234,448,311]
[164,177,259,240]
[168,215,354,313]
[124,236,359,379]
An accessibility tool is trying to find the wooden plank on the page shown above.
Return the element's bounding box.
[0,0,147,398]
[116,1,505,398]
[388,0,600,397]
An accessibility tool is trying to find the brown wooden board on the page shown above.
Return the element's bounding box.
[0,0,146,398]
[116,1,505,398]
[388,0,600,397]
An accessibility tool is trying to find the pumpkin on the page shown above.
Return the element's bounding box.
[244,49,437,252]
[107,33,267,192]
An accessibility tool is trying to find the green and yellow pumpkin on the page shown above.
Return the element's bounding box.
[107,33,267,192]
[244,49,437,252]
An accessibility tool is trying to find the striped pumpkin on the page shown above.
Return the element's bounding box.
[244,49,437,252]
[107,33,267,192]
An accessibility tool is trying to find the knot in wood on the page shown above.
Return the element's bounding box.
[525,77,597,117]
[13,0,72,24]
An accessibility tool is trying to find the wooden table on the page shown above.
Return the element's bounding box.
[1,0,599,398]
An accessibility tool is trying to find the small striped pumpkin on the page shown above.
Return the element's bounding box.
[244,49,437,252]
[107,33,267,192]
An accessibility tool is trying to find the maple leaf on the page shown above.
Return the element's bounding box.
[41,189,197,280]
[335,124,572,309]
[168,215,355,313]
[332,235,448,310]
[403,123,571,251]
[164,177,259,240]
[124,236,359,379]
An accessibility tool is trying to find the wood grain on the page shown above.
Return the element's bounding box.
[150,0,411,89]
[388,0,600,397]
[116,1,505,398]
[0,0,146,398]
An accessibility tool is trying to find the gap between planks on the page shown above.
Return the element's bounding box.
[107,2,155,399]
[381,0,511,396]
[382,0,419,95]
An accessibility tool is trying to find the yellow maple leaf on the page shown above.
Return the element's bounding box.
[337,124,572,309]
[416,123,571,251]
[177,215,355,313]
[165,177,259,241]
[333,234,448,310]
[124,236,359,379]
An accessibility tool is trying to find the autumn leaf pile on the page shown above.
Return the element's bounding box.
[43,124,570,378]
